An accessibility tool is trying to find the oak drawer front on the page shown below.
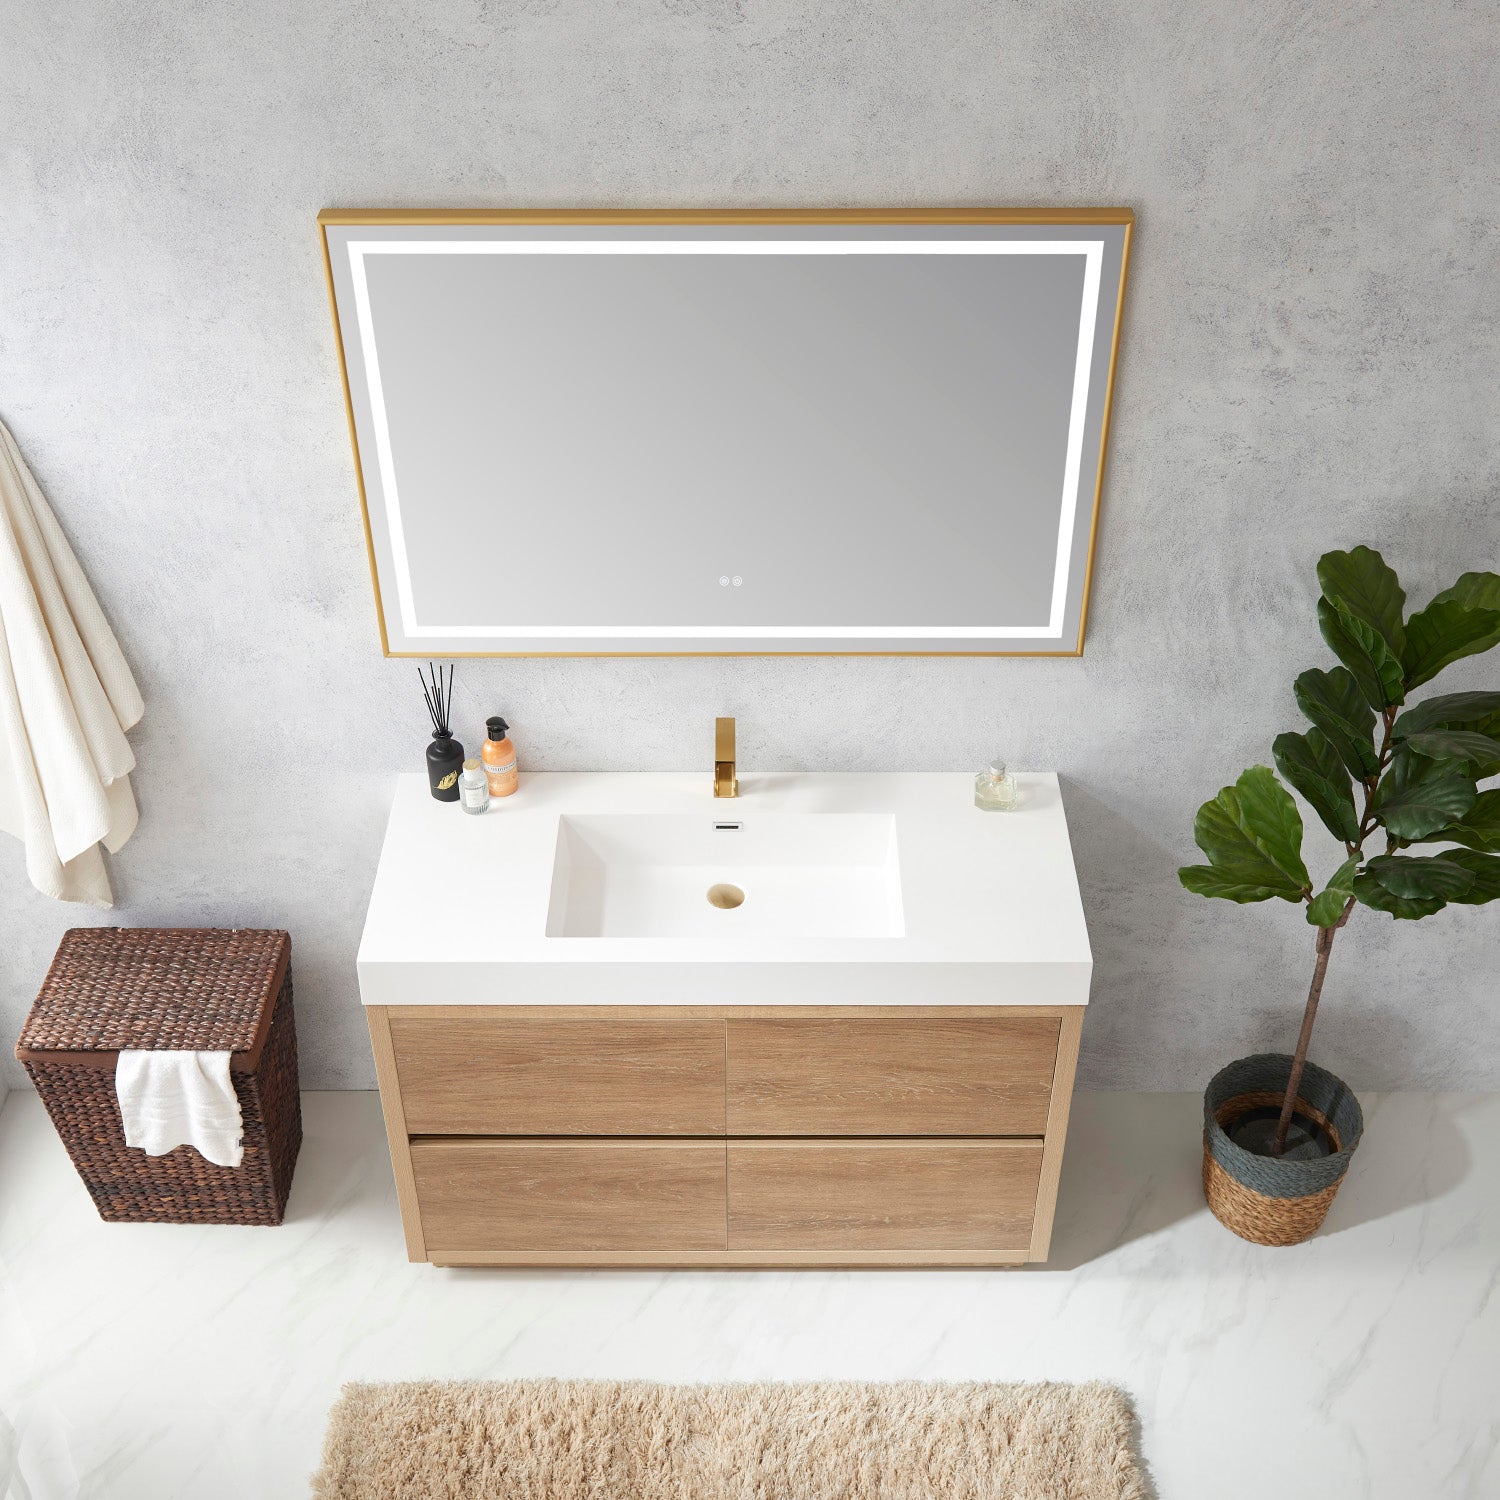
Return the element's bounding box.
[726,1017,1058,1136]
[727,1139,1043,1252]
[389,1015,725,1135]
[412,1139,727,1253]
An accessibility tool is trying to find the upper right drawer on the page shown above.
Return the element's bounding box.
[726,1016,1060,1137]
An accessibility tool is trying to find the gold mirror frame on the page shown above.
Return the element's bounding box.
[319,207,1133,658]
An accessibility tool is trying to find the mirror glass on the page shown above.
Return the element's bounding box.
[322,214,1131,655]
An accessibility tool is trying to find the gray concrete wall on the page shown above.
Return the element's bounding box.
[1,2,1496,1090]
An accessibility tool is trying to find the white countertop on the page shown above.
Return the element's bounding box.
[357,772,1093,1007]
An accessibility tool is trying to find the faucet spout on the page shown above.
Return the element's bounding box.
[714,717,738,798]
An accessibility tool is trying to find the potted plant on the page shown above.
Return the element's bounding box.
[1180,546,1500,1245]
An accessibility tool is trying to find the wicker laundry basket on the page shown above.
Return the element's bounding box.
[15,928,302,1225]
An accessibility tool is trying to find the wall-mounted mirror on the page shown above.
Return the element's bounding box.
[320,210,1132,656]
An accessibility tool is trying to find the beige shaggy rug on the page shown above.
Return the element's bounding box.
[312,1378,1148,1499]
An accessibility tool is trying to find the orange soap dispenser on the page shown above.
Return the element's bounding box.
[481,716,519,797]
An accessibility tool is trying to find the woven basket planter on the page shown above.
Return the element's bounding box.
[15,928,302,1226]
[1202,1053,1364,1246]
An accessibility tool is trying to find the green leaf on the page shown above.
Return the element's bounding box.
[1318,597,1405,709]
[1294,667,1381,779]
[1462,712,1500,778]
[1373,752,1477,840]
[1441,849,1500,904]
[1400,598,1500,690]
[1430,570,1500,614]
[1412,787,1500,852]
[1327,852,1360,894]
[1306,854,1360,927]
[1364,854,1475,902]
[1181,766,1310,904]
[1392,691,1500,738]
[1233,766,1312,886]
[1414,710,1500,780]
[1179,865,1298,903]
[1401,728,1500,765]
[1395,570,1500,694]
[1273,729,1360,843]
[1305,890,1347,926]
[1317,546,1406,655]
[1440,849,1500,903]
[1353,871,1449,920]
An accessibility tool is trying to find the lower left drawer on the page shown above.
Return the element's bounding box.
[410,1138,727,1254]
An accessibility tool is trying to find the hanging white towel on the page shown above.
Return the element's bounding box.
[115,1051,245,1168]
[0,415,144,906]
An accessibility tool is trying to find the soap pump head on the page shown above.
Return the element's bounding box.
[487,716,509,742]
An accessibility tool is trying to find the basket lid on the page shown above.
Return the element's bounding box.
[16,928,290,1069]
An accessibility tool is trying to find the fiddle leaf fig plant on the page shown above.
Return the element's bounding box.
[1180,547,1500,1156]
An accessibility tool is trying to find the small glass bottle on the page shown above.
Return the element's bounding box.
[459,758,490,815]
[974,759,1019,811]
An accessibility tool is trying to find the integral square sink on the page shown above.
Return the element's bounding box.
[545,813,905,939]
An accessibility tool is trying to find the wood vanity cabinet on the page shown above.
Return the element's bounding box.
[368,1005,1083,1267]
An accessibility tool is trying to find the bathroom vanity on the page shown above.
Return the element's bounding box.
[358,772,1092,1266]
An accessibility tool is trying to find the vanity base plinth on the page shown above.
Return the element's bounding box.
[367,1003,1083,1268]
[427,1250,1030,1269]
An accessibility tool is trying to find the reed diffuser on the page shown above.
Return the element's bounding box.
[419,663,464,802]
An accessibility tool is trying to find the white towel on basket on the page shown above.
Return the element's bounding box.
[115,1051,245,1168]
[0,415,144,906]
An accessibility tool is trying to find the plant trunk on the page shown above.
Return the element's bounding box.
[1272,922,1338,1156]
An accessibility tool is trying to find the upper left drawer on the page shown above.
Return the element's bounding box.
[386,1012,726,1135]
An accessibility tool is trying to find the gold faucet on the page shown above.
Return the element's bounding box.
[714,717,739,798]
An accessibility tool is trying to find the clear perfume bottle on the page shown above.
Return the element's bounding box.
[974,760,1019,811]
[459,758,490,815]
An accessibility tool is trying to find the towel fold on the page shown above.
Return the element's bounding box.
[0,415,144,905]
[115,1050,245,1168]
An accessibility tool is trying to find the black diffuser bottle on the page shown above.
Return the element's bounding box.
[419,663,464,802]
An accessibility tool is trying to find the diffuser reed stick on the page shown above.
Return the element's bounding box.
[419,662,453,736]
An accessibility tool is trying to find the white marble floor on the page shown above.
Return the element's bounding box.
[0,1090,1495,1500]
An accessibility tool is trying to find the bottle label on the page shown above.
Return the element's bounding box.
[435,770,458,791]
[485,758,517,776]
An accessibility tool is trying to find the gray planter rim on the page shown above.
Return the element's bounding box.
[1203,1053,1364,1200]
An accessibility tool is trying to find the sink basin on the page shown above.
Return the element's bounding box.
[545,813,904,939]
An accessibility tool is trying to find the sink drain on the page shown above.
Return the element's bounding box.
[706,883,745,910]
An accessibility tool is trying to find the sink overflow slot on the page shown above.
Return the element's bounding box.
[713,821,743,831]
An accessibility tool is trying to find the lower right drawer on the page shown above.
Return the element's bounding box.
[727,1139,1044,1252]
